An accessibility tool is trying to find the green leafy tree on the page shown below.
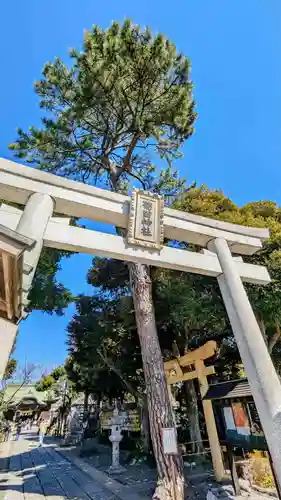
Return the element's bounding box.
[66,293,153,449]
[35,374,55,392]
[10,20,196,499]
[51,365,66,381]
[67,296,143,400]
[3,338,18,383]
[3,358,17,381]
[87,257,229,455]
[28,248,72,315]
[36,365,66,392]
[174,187,281,360]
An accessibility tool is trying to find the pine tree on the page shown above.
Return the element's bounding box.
[9,20,196,500]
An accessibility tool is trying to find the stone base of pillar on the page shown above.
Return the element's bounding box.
[108,464,126,474]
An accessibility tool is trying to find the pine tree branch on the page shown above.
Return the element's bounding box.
[122,133,140,172]
[96,347,142,403]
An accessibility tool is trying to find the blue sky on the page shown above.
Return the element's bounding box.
[1,1,280,375]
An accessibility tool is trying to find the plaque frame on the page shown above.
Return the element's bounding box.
[127,189,164,250]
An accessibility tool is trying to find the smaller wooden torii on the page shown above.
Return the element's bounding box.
[164,341,224,481]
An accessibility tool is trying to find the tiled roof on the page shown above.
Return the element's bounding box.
[3,384,49,406]
[203,378,252,400]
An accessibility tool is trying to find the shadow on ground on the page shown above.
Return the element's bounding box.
[0,433,119,499]
[0,432,238,500]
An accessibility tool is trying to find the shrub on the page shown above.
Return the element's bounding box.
[251,455,275,489]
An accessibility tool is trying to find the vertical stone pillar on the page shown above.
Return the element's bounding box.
[209,237,281,485]
[16,193,54,295]
[0,317,18,382]
[195,359,224,481]
[112,440,121,469]
[0,193,54,382]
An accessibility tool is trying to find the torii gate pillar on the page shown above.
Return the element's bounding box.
[0,193,54,381]
[209,237,281,484]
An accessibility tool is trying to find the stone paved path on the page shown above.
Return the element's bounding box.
[0,430,119,500]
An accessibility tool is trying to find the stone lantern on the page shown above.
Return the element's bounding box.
[108,408,125,474]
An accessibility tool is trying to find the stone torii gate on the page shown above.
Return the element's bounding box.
[164,341,223,481]
[0,158,281,483]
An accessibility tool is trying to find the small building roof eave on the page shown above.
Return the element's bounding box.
[203,378,252,401]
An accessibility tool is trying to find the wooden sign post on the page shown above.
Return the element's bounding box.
[164,341,224,482]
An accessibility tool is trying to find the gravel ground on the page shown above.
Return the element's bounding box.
[80,440,278,500]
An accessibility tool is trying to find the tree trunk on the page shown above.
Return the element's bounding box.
[129,262,184,500]
[268,325,281,354]
[257,317,267,346]
[257,318,281,355]
[84,391,89,412]
[141,395,151,454]
[184,380,205,455]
